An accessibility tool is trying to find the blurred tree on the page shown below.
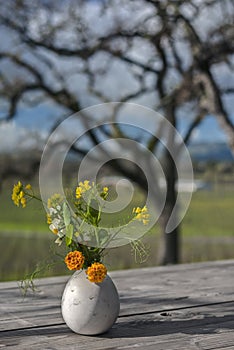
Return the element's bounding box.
[0,0,233,264]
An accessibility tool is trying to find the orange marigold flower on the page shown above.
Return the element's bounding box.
[64,251,84,271]
[86,262,107,283]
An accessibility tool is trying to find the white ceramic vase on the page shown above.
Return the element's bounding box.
[61,270,120,335]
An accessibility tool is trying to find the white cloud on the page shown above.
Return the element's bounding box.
[0,121,44,154]
[190,128,201,142]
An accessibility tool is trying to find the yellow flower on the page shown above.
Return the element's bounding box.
[76,180,91,199]
[133,207,141,214]
[75,186,83,199]
[47,213,52,225]
[100,186,109,200]
[102,187,108,194]
[64,251,85,270]
[133,206,149,225]
[20,197,27,208]
[86,262,107,283]
[82,180,91,191]
[47,193,63,208]
[25,184,32,190]
[12,181,27,208]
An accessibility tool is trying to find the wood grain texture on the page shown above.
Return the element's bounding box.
[0,260,234,349]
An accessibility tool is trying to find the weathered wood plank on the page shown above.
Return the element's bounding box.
[0,260,234,331]
[0,302,234,349]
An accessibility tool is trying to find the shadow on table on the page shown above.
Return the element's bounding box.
[1,312,233,341]
[102,313,234,339]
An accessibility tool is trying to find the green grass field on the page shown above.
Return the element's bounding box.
[0,185,234,281]
[0,188,48,233]
[183,189,234,237]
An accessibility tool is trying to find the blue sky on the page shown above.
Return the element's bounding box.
[0,103,230,154]
[15,104,230,143]
[0,84,233,153]
[178,115,229,144]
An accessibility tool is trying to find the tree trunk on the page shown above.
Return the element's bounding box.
[158,211,180,265]
[158,148,179,265]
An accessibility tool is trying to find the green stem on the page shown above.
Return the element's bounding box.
[94,226,100,246]
[101,217,136,249]
[26,192,47,206]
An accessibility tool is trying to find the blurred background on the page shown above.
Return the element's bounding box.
[0,0,233,281]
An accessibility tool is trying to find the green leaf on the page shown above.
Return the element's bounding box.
[65,224,73,247]
[88,200,99,224]
[63,202,70,226]
[98,229,109,246]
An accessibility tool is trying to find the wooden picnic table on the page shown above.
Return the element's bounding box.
[0,259,234,349]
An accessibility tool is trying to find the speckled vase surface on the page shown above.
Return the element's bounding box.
[61,270,120,335]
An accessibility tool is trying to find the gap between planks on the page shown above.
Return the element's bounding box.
[1,299,234,334]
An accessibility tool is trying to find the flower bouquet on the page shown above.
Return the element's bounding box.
[12,180,149,282]
[12,179,150,334]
